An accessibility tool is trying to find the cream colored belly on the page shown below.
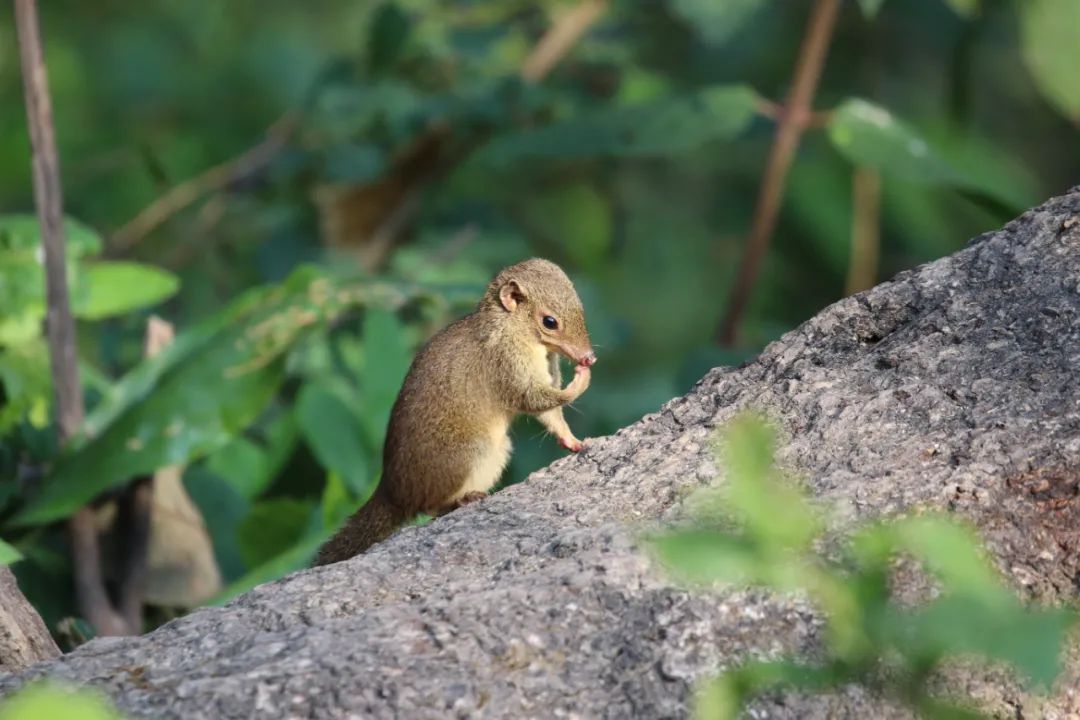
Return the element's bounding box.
[450,422,512,502]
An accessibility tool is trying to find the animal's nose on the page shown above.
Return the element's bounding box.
[580,351,597,367]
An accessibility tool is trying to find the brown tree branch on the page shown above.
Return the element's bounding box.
[753,97,834,129]
[15,0,131,638]
[68,510,128,636]
[845,166,881,296]
[108,111,298,254]
[716,0,842,346]
[521,0,609,82]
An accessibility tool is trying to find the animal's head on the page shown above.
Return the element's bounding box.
[482,258,596,367]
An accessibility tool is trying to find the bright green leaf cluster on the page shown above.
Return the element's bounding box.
[650,413,1076,720]
[0,215,178,345]
[0,214,179,432]
[0,683,124,720]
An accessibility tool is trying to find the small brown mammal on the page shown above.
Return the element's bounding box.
[312,258,596,565]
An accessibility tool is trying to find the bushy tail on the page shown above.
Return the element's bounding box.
[312,489,408,566]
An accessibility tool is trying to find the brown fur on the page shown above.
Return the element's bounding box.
[312,258,594,566]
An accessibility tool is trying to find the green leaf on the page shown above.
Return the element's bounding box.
[518,182,612,272]
[74,261,179,320]
[358,308,412,449]
[0,214,103,346]
[321,470,360,531]
[204,409,297,501]
[236,498,315,569]
[670,0,769,46]
[0,339,51,431]
[896,597,1074,688]
[0,214,102,257]
[856,515,1004,600]
[368,2,411,75]
[183,468,250,583]
[1020,0,1080,120]
[204,438,276,501]
[827,99,955,184]
[943,0,980,17]
[479,85,759,164]
[827,99,1024,208]
[649,530,762,586]
[296,381,372,496]
[914,697,988,720]
[0,538,22,565]
[0,682,123,720]
[857,0,888,18]
[721,414,820,552]
[209,529,330,605]
[695,661,840,720]
[10,267,378,527]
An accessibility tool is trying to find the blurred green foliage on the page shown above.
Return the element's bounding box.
[0,683,124,720]
[651,414,1076,720]
[0,0,1077,642]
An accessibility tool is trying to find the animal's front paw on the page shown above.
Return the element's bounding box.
[559,435,584,453]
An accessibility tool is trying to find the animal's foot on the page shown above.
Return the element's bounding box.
[455,491,487,507]
[558,435,584,453]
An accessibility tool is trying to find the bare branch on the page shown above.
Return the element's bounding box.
[109,111,298,253]
[717,0,842,346]
[521,0,608,82]
[68,509,128,636]
[15,0,132,638]
[14,0,82,440]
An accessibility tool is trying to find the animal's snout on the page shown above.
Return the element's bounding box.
[580,351,597,367]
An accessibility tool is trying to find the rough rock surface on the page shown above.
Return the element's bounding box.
[3,189,1080,718]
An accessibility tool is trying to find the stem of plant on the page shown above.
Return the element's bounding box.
[14,0,130,637]
[716,0,842,347]
[845,166,881,296]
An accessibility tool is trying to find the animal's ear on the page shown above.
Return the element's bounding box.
[498,279,527,311]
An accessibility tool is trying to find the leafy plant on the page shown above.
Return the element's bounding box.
[0,215,178,432]
[650,413,1075,719]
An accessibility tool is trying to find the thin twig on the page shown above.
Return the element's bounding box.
[717,0,842,346]
[109,111,298,253]
[845,166,881,295]
[521,0,609,82]
[753,97,834,129]
[68,510,128,636]
[14,0,130,638]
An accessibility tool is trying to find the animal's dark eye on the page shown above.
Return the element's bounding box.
[542,315,559,330]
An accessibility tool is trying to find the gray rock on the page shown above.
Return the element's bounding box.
[4,189,1080,719]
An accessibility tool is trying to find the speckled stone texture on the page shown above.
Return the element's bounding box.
[3,189,1080,719]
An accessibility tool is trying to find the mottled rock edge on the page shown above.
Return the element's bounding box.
[3,189,1080,719]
